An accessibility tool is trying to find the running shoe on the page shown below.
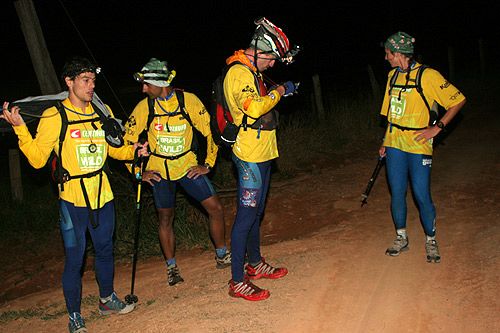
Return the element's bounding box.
[385,234,409,256]
[215,251,232,269]
[98,292,135,315]
[228,278,270,301]
[167,264,184,286]
[246,258,288,280]
[68,312,87,333]
[425,239,441,263]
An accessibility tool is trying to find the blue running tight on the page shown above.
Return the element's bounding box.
[385,147,436,236]
[231,155,272,282]
[60,200,115,314]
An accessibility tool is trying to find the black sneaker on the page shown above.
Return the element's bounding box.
[167,264,184,286]
[215,251,231,269]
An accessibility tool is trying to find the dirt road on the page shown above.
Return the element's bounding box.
[0,99,498,332]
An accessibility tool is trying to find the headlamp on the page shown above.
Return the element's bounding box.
[132,70,176,86]
[133,72,145,83]
[77,66,101,75]
[282,45,301,65]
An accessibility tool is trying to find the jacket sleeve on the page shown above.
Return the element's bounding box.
[119,100,150,172]
[123,100,149,145]
[421,68,466,110]
[184,92,219,168]
[225,65,281,120]
[380,70,394,117]
[14,107,60,169]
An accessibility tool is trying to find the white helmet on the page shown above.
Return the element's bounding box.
[251,17,300,64]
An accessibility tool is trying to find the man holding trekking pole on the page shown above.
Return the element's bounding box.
[123,58,231,287]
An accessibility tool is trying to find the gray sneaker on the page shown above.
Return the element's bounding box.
[425,239,441,263]
[216,251,231,269]
[68,312,87,333]
[385,235,409,256]
[167,264,184,286]
[98,292,135,315]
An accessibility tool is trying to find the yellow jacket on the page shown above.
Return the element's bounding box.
[380,63,466,155]
[123,90,218,180]
[224,50,282,163]
[14,98,135,208]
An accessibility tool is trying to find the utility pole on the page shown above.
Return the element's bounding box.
[10,0,61,202]
[14,0,61,94]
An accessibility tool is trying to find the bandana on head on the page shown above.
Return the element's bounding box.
[384,31,415,54]
[139,58,175,87]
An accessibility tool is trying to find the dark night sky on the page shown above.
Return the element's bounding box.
[1,1,498,116]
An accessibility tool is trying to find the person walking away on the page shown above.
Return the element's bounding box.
[379,32,466,263]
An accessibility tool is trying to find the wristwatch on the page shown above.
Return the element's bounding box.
[203,163,212,171]
[436,121,445,130]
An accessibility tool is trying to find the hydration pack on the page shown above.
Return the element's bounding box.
[7,92,124,228]
[388,64,440,126]
[209,62,278,148]
[143,88,200,158]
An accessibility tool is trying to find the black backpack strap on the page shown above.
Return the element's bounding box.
[175,89,199,155]
[415,65,431,113]
[388,69,399,97]
[55,102,68,191]
[146,97,155,132]
[174,89,194,128]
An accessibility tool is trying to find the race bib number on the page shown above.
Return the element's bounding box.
[389,94,407,120]
[76,144,105,170]
[157,135,185,155]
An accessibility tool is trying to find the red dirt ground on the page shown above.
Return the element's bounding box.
[0,101,498,333]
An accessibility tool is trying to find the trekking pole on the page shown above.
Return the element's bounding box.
[361,156,385,207]
[125,147,147,305]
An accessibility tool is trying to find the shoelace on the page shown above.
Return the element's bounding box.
[70,314,85,329]
[101,293,125,310]
[250,261,276,275]
[232,281,256,296]
[217,253,231,263]
[426,240,439,253]
[393,236,407,247]
[168,266,181,280]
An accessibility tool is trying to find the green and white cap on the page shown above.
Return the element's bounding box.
[133,58,176,87]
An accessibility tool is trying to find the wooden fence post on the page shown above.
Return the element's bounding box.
[312,74,325,121]
[478,38,485,80]
[367,64,381,106]
[447,45,455,82]
[9,149,23,202]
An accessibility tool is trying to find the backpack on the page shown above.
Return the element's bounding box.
[209,62,279,148]
[49,102,107,189]
[9,92,123,228]
[388,64,440,126]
